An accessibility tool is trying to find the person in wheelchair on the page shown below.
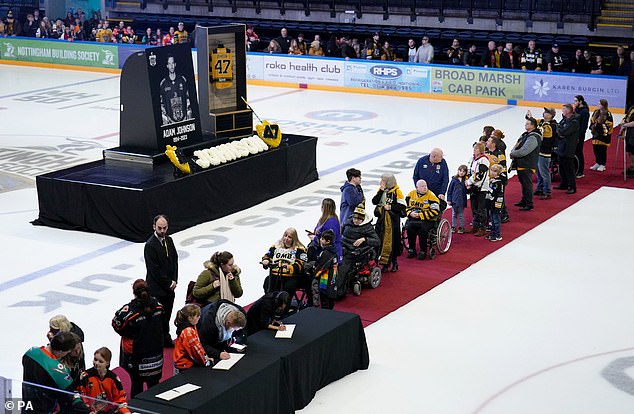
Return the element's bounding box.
[405,179,441,260]
[261,228,308,297]
[339,204,380,292]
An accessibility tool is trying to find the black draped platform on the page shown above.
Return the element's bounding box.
[33,134,317,242]
[129,308,369,414]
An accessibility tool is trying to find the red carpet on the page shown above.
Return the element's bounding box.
[335,132,634,326]
[116,132,633,397]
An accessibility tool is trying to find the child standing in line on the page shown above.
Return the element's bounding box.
[311,229,338,310]
[173,304,213,374]
[447,165,468,233]
[486,164,505,242]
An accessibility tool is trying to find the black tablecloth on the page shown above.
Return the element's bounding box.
[130,308,369,414]
[34,134,317,242]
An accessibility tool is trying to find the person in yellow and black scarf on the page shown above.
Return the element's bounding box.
[372,174,406,272]
[261,228,308,298]
[405,180,441,260]
[589,99,614,172]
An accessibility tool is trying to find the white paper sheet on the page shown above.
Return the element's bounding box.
[212,352,245,370]
[275,324,296,338]
[155,383,201,401]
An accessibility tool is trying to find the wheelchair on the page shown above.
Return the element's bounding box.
[263,262,309,314]
[339,245,382,296]
[401,207,452,259]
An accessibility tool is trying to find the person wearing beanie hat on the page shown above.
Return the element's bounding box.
[340,202,380,292]
[372,174,406,272]
[4,9,22,36]
[112,279,165,397]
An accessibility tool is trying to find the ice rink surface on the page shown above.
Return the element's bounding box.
[1,64,632,413]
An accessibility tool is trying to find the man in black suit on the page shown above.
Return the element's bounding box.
[145,214,178,347]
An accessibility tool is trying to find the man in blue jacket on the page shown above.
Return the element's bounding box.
[412,148,449,199]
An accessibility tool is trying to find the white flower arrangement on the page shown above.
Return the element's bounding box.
[193,135,269,169]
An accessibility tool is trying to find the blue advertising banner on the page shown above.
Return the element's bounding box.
[524,72,627,109]
[344,61,430,92]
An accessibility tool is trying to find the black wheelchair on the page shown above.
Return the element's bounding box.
[339,245,382,296]
[401,205,452,259]
[263,262,310,314]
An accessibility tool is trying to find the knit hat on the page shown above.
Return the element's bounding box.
[353,202,366,220]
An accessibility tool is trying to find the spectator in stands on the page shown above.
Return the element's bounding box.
[155,27,164,45]
[326,34,340,57]
[463,44,480,66]
[142,27,153,45]
[96,20,112,42]
[500,42,517,69]
[613,46,630,76]
[0,20,4,36]
[340,168,364,224]
[571,49,587,73]
[164,26,176,45]
[174,21,188,43]
[288,38,303,55]
[23,13,38,37]
[544,43,565,72]
[414,36,434,64]
[275,27,291,54]
[296,33,307,54]
[246,24,259,51]
[404,38,417,62]
[405,180,441,259]
[509,117,542,211]
[63,11,74,27]
[193,251,243,305]
[556,104,580,193]
[589,99,614,172]
[521,39,542,70]
[341,36,357,59]
[261,229,307,295]
[122,26,136,44]
[89,11,100,31]
[447,38,463,65]
[77,347,131,414]
[590,54,605,74]
[352,38,361,58]
[381,40,396,61]
[481,40,500,68]
[62,25,75,41]
[309,38,324,56]
[366,32,382,60]
[33,8,40,25]
[266,39,282,54]
[412,148,449,200]
[36,19,49,38]
[4,10,22,36]
[112,20,125,42]
[580,49,593,73]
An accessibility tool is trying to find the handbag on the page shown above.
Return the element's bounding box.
[185,281,205,306]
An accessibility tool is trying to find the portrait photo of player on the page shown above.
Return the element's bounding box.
[159,54,193,125]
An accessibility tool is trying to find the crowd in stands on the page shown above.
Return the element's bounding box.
[2,8,633,77]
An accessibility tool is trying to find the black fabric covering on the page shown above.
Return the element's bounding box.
[129,308,369,414]
[33,134,318,242]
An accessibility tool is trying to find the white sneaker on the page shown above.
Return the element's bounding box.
[597,165,606,171]
[590,163,600,171]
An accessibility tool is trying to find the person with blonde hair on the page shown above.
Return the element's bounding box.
[262,228,307,295]
[193,251,243,305]
[372,174,406,272]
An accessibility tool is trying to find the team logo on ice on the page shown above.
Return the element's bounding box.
[532,79,550,98]
[3,42,15,58]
